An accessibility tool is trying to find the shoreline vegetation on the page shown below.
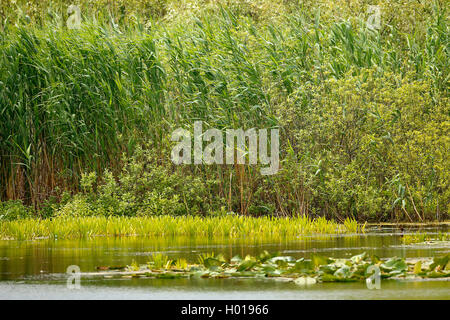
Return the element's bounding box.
[0,0,448,223]
[0,215,363,240]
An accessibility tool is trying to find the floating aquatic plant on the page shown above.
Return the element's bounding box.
[89,252,450,284]
[0,1,448,222]
[402,232,449,245]
[0,215,362,240]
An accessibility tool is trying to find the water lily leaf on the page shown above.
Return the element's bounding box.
[266,270,283,277]
[231,271,258,277]
[212,273,230,279]
[381,257,407,273]
[191,271,209,278]
[189,266,202,272]
[202,257,223,268]
[294,276,317,286]
[327,259,351,269]
[224,268,237,274]
[322,272,357,282]
[274,277,294,282]
[269,256,295,263]
[321,274,340,282]
[261,264,277,273]
[414,261,422,274]
[350,252,367,264]
[237,258,257,271]
[208,265,222,272]
[258,250,276,263]
[429,254,449,271]
[311,254,331,268]
[371,255,381,264]
[93,252,450,284]
[293,259,314,272]
[426,271,450,278]
[352,263,370,278]
[156,272,185,279]
[318,265,336,275]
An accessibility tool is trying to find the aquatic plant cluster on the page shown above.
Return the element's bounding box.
[92,251,450,283]
[0,0,448,221]
[402,231,449,244]
[0,215,362,240]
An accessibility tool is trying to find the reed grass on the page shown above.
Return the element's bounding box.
[0,215,362,240]
[0,0,448,221]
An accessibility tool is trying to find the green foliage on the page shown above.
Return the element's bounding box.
[277,69,449,220]
[0,0,448,221]
[0,200,31,220]
[74,146,225,216]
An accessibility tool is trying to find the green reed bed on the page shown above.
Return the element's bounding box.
[0,215,363,240]
[0,25,165,204]
[92,251,450,283]
[0,1,448,221]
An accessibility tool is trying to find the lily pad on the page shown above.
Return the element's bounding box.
[237,258,258,271]
[350,252,368,264]
[294,276,317,286]
[429,254,449,271]
[381,257,407,274]
[334,266,353,279]
[311,254,331,268]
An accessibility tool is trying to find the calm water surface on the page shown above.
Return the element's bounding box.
[0,225,448,299]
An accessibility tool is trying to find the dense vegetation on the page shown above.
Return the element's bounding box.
[0,0,448,222]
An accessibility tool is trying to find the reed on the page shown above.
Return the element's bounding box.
[402,231,449,244]
[0,215,362,240]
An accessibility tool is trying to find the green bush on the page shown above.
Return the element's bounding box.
[0,200,31,220]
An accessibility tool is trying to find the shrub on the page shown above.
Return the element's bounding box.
[0,200,31,220]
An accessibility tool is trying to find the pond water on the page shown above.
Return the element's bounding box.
[0,225,448,299]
